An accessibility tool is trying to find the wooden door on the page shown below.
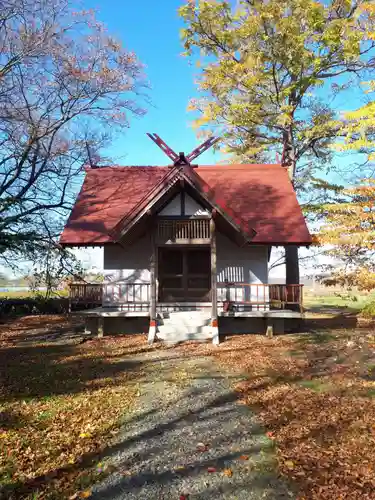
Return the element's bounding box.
[158,248,211,302]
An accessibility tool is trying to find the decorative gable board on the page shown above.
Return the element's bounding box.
[158,192,210,217]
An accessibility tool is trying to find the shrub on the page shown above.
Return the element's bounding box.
[361,300,375,318]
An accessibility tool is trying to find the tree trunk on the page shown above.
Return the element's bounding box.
[282,120,300,286]
[285,245,300,284]
[282,125,297,181]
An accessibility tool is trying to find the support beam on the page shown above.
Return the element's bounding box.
[148,231,157,344]
[210,216,219,345]
[285,245,300,312]
[285,245,300,284]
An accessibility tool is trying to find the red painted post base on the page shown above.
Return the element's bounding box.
[148,319,157,344]
[211,318,219,345]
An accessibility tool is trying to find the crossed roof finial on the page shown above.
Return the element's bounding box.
[146,133,220,167]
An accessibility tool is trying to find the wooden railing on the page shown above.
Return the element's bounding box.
[69,283,103,306]
[69,282,303,312]
[218,283,303,312]
[269,284,303,309]
[157,218,210,243]
[102,282,151,311]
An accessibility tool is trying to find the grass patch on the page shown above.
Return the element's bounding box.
[0,290,68,298]
[297,379,333,393]
[361,300,375,318]
[298,330,337,344]
[365,388,375,398]
[0,316,154,499]
[304,291,374,311]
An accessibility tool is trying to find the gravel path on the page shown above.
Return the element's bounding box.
[91,349,294,500]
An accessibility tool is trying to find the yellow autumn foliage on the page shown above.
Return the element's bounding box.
[318,180,375,290]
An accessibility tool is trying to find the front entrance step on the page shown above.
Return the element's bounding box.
[160,310,211,320]
[159,318,211,328]
[157,310,212,342]
[158,324,213,338]
[158,331,212,344]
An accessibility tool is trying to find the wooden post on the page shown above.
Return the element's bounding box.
[148,231,157,344]
[84,318,91,335]
[265,317,274,338]
[210,215,219,345]
[97,317,104,338]
[285,245,300,284]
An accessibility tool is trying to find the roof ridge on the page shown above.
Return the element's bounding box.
[196,164,282,169]
[84,164,283,171]
[85,165,170,170]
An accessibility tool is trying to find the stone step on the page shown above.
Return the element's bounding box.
[163,338,211,345]
[166,311,211,320]
[161,319,211,328]
[156,310,213,343]
[166,309,211,316]
[158,324,213,337]
[157,331,212,343]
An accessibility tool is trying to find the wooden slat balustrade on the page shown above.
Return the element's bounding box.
[103,282,151,311]
[69,282,303,312]
[69,283,103,306]
[218,282,303,312]
[157,218,210,243]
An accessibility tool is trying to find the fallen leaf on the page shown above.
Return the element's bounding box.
[223,468,233,477]
[285,460,295,470]
[239,455,249,460]
[79,491,92,499]
[196,442,209,452]
[79,432,92,439]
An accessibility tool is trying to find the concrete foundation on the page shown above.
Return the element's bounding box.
[84,316,149,335]
[219,317,286,335]
[79,307,303,338]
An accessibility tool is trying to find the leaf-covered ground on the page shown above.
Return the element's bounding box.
[0,316,156,499]
[172,311,375,500]
[1,312,375,499]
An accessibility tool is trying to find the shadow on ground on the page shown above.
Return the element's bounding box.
[1,342,294,499]
[88,353,293,500]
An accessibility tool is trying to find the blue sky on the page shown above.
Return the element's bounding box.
[85,0,221,166]
[86,0,367,177]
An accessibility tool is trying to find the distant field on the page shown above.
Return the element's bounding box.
[304,289,374,311]
[0,290,68,298]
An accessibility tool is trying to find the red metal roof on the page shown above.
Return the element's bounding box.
[60,164,312,246]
